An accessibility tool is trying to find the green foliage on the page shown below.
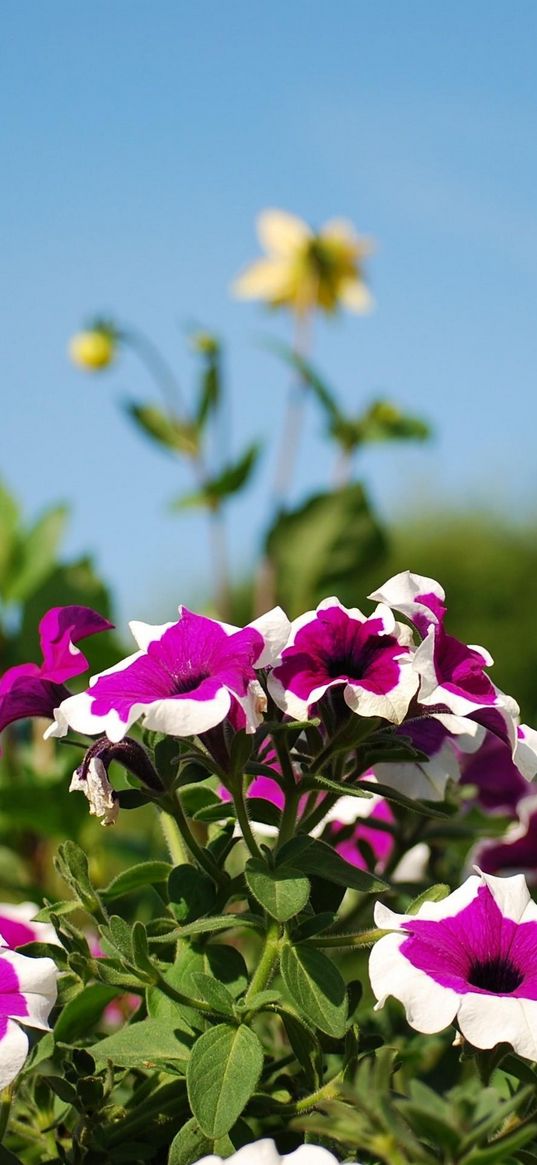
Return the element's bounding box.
[172,442,260,510]
[187,1023,264,1137]
[266,483,386,615]
[280,943,348,1037]
[245,858,310,921]
[126,401,200,456]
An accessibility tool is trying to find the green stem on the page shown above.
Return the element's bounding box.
[275,1068,345,1115]
[244,920,281,1006]
[232,778,264,860]
[155,974,216,1016]
[277,787,300,849]
[312,927,387,949]
[165,795,226,886]
[0,1085,12,1142]
[158,809,188,866]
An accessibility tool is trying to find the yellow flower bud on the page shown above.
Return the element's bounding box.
[69,329,116,372]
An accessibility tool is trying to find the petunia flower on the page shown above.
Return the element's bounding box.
[473,795,537,883]
[47,606,290,743]
[232,209,374,317]
[370,869,537,1060]
[0,605,113,735]
[195,1136,361,1165]
[370,571,511,718]
[268,597,417,725]
[0,941,58,1089]
[0,903,59,950]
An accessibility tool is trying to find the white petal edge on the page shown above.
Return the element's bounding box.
[369,933,460,1033]
[0,1018,29,1090]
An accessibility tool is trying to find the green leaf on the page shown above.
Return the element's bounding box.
[101,861,172,902]
[172,443,260,509]
[126,402,199,456]
[407,884,451,915]
[174,913,263,939]
[54,841,101,913]
[358,399,431,446]
[4,504,68,604]
[279,1007,322,1090]
[195,343,221,428]
[53,984,121,1043]
[265,340,340,422]
[187,1023,263,1138]
[279,836,388,893]
[266,484,386,616]
[190,973,235,1017]
[168,865,217,923]
[89,1018,193,1068]
[245,859,310,921]
[168,1118,213,1165]
[358,778,452,819]
[0,480,19,598]
[280,943,347,1037]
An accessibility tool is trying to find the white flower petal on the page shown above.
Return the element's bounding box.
[369,933,460,1033]
[457,994,537,1060]
[0,1018,29,1090]
[232,258,291,300]
[374,875,482,930]
[248,607,291,667]
[128,620,175,651]
[368,571,445,622]
[338,279,374,313]
[141,688,232,737]
[257,209,311,256]
[1,950,58,1029]
[476,868,532,923]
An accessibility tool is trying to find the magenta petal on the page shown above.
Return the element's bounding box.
[0,959,28,1019]
[0,674,69,734]
[39,606,114,684]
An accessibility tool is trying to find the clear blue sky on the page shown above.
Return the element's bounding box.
[2,1,536,625]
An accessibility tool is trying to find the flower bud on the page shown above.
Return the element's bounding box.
[69,328,116,371]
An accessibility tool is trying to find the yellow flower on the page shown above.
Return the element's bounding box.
[232,209,374,316]
[69,327,117,371]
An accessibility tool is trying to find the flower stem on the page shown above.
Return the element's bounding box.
[158,809,189,866]
[244,920,281,1005]
[312,927,386,949]
[0,1085,12,1143]
[164,795,226,886]
[277,787,300,849]
[275,1068,345,1115]
[232,778,264,860]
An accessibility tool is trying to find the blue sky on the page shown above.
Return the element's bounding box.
[2,1,537,625]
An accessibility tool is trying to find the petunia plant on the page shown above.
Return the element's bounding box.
[2,572,537,1162]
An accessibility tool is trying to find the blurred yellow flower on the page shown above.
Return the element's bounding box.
[69,328,116,371]
[232,209,374,316]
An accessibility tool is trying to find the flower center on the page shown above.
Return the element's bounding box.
[173,671,210,695]
[467,956,523,994]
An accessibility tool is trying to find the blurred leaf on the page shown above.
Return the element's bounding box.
[3,505,68,605]
[195,342,221,428]
[172,443,260,510]
[357,400,431,446]
[168,1118,213,1165]
[53,983,120,1043]
[126,402,199,456]
[266,340,340,421]
[0,480,20,596]
[266,484,386,616]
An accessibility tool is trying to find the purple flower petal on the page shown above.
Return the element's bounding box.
[38,605,114,683]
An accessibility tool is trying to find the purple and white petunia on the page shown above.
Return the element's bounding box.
[47,606,290,742]
[370,869,537,1060]
[0,605,113,734]
[0,940,58,1088]
[369,571,507,718]
[268,597,417,725]
[0,903,59,950]
[195,1137,361,1165]
[474,795,537,883]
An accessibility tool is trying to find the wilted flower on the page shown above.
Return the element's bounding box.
[268,597,417,725]
[0,605,113,735]
[232,209,374,316]
[0,941,58,1088]
[69,326,117,371]
[48,606,290,742]
[370,869,537,1060]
